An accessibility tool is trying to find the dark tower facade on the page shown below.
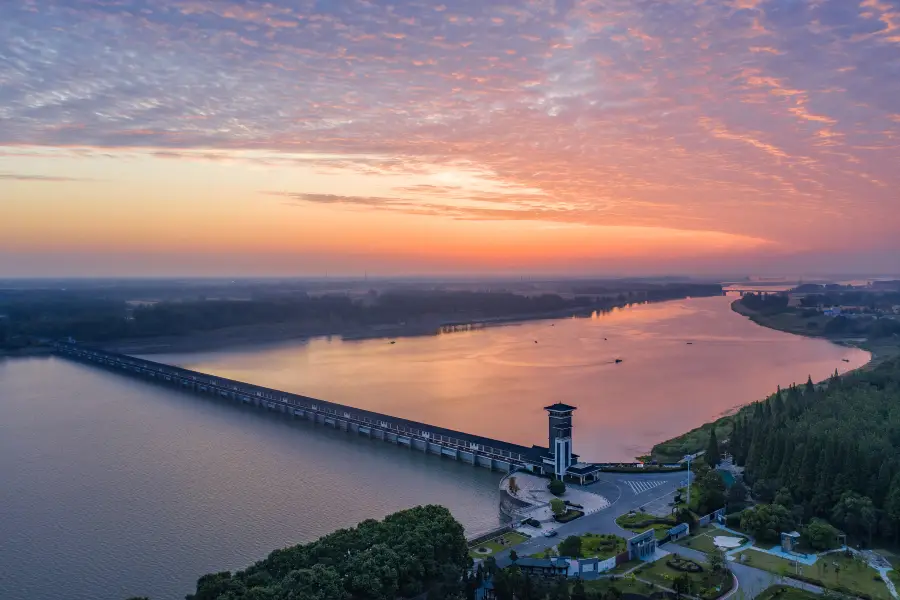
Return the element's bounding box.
[544,403,576,477]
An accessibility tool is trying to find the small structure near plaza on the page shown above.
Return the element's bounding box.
[513,557,570,577]
[781,531,802,553]
[627,529,657,560]
[668,523,689,542]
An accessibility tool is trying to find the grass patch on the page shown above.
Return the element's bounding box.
[583,576,651,597]
[756,585,820,600]
[467,532,528,558]
[581,533,627,559]
[738,549,891,600]
[610,558,643,574]
[616,512,677,541]
[677,529,747,555]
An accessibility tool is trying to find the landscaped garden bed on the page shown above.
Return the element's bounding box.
[641,554,732,600]
[554,509,584,523]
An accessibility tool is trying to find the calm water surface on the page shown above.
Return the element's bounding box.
[0,296,869,600]
[150,296,869,460]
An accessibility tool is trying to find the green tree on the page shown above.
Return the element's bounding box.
[571,578,587,600]
[740,504,796,542]
[705,429,720,468]
[832,492,877,545]
[697,470,726,515]
[549,478,567,496]
[773,487,793,509]
[886,475,900,542]
[549,576,570,600]
[558,535,583,558]
[709,550,726,573]
[551,498,566,516]
[803,518,841,551]
[675,507,698,531]
[726,481,748,511]
[509,550,518,562]
[672,573,693,599]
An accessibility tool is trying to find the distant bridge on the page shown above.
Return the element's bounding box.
[54,343,550,474]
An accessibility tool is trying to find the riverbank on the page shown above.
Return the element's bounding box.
[731,298,899,368]
[649,298,893,462]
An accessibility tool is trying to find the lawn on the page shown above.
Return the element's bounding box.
[616,511,658,528]
[581,533,627,559]
[468,532,528,558]
[637,555,732,600]
[530,533,626,560]
[583,575,651,597]
[677,528,747,555]
[756,585,820,600]
[616,511,676,539]
[609,558,643,574]
[739,549,892,600]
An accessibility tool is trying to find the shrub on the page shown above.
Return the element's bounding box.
[549,478,566,496]
[666,557,704,573]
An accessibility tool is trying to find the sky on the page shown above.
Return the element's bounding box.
[1,0,899,278]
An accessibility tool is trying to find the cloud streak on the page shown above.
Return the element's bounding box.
[0,0,898,252]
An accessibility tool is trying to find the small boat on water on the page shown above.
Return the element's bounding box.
[615,358,623,363]
[842,358,849,362]
[686,342,693,345]
[390,340,396,345]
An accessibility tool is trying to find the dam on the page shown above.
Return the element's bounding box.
[54,342,606,483]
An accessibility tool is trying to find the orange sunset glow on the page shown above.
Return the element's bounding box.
[2,1,899,276]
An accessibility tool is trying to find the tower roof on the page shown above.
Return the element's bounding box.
[544,403,577,412]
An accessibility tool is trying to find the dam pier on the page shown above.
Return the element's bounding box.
[54,343,606,483]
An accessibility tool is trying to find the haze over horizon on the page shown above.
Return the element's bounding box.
[2,1,899,277]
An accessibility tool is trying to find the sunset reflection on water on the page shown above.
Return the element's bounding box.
[152,296,869,462]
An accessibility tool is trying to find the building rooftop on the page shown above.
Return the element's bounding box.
[567,463,602,475]
[544,402,578,412]
[514,557,570,569]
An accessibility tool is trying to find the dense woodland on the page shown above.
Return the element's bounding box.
[179,505,469,600]
[0,283,722,348]
[729,357,900,545]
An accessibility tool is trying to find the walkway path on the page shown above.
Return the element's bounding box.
[673,546,825,599]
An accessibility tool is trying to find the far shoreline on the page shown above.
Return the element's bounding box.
[98,297,689,356]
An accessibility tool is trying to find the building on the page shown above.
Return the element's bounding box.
[781,531,801,553]
[667,523,690,542]
[513,557,571,577]
[544,403,577,477]
[627,529,657,560]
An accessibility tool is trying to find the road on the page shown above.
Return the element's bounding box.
[494,471,687,567]
[490,471,825,599]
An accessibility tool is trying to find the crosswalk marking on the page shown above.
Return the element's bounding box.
[623,479,666,495]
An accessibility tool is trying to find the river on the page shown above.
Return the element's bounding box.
[0,296,869,600]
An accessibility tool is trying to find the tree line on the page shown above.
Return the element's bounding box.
[728,358,900,545]
[170,505,469,600]
[1,284,722,347]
